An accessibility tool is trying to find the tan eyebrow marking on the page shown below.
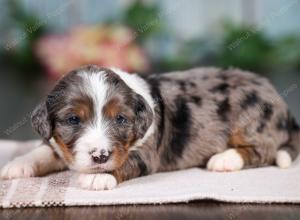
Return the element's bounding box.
[102,98,121,119]
[72,95,94,121]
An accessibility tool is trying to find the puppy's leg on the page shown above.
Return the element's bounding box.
[207,148,244,172]
[207,145,277,172]
[78,150,157,190]
[112,151,154,183]
[0,144,66,179]
[207,129,277,172]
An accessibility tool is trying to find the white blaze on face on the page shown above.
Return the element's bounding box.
[71,72,112,170]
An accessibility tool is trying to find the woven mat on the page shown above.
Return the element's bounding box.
[0,140,299,208]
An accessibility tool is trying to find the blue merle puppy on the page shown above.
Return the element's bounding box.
[1,65,299,190]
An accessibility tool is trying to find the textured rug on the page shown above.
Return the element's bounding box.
[0,140,299,208]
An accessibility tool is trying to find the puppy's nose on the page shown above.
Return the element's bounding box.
[91,150,111,164]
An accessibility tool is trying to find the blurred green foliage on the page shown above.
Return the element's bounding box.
[122,0,163,42]
[215,22,300,75]
[271,36,300,72]
[3,0,45,81]
[217,22,274,73]
[156,21,300,75]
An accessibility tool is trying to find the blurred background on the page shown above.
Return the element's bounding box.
[0,0,300,140]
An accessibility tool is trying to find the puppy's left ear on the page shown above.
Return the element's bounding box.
[31,102,52,140]
[133,94,153,139]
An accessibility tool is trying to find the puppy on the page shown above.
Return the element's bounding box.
[1,65,299,190]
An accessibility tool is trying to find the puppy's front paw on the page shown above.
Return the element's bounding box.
[207,149,244,172]
[78,173,117,191]
[0,157,38,180]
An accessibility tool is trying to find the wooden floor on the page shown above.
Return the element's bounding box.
[1,201,300,220]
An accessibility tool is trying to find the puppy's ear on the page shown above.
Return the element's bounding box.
[31,102,52,140]
[133,94,153,139]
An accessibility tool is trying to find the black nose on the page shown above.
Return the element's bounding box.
[92,151,111,164]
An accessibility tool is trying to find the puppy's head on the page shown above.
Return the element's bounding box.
[31,65,153,173]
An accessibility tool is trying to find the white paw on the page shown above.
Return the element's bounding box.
[207,149,244,172]
[276,150,292,169]
[78,173,117,191]
[0,157,38,180]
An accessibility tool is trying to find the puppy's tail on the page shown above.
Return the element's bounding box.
[276,113,300,169]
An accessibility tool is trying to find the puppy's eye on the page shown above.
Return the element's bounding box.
[116,114,127,125]
[67,116,81,125]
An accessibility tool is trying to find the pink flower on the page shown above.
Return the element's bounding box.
[35,25,149,79]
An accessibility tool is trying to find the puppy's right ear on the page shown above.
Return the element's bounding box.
[31,102,52,140]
